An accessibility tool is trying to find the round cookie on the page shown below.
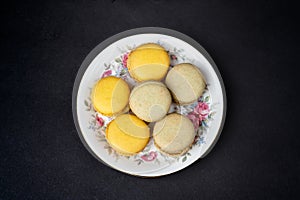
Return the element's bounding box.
[129,81,172,122]
[127,43,170,82]
[106,114,150,156]
[153,113,195,156]
[91,76,130,116]
[165,63,206,105]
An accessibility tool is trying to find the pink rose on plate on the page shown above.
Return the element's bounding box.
[96,115,104,127]
[122,53,128,68]
[101,70,112,78]
[194,102,210,116]
[141,151,157,162]
[187,101,210,130]
[187,113,200,130]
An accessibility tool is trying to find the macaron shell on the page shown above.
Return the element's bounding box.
[153,113,195,155]
[166,63,206,104]
[129,64,169,81]
[165,69,198,104]
[111,78,130,114]
[153,116,178,146]
[106,138,135,156]
[91,76,130,116]
[128,48,169,67]
[129,81,171,122]
[127,43,170,82]
[114,114,150,139]
[161,116,195,154]
[106,115,150,155]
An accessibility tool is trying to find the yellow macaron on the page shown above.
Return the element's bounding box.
[127,43,170,82]
[91,76,130,116]
[106,114,150,155]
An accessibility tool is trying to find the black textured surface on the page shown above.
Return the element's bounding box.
[1,0,299,199]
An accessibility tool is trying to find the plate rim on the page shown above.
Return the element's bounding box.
[72,27,227,177]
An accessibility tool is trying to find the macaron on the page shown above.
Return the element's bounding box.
[106,114,150,155]
[129,81,172,122]
[165,63,206,105]
[127,43,170,82]
[91,76,130,116]
[153,113,195,156]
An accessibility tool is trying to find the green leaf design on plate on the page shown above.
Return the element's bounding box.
[84,100,89,107]
[120,69,127,76]
[126,45,133,50]
[182,156,187,162]
[115,58,122,63]
[104,63,110,70]
[205,96,210,102]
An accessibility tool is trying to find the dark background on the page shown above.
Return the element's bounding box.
[1,0,299,199]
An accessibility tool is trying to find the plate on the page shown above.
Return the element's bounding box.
[72,27,226,177]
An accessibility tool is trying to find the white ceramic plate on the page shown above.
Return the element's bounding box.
[72,27,226,177]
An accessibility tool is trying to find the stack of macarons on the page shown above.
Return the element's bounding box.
[91,43,206,156]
